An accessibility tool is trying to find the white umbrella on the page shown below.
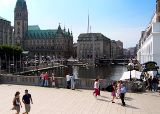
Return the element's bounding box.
[120,70,141,80]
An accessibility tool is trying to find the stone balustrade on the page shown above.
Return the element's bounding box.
[0,74,108,89]
[0,74,38,86]
[0,74,146,92]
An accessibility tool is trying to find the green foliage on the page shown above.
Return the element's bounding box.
[0,45,23,59]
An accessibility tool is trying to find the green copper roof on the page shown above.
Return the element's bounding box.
[27,30,57,39]
[28,25,41,30]
[26,25,73,39]
[15,0,27,10]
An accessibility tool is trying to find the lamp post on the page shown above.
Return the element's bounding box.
[0,56,1,74]
[34,54,37,74]
[129,64,132,81]
[128,49,132,81]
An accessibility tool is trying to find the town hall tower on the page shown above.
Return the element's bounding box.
[14,0,28,48]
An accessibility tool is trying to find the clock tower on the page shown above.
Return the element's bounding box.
[14,0,28,48]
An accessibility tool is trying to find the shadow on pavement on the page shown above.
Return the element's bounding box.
[117,103,139,109]
[99,95,108,99]
[97,98,109,102]
[125,97,134,101]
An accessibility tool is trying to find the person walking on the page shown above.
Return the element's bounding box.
[120,83,127,106]
[44,72,49,87]
[22,90,33,114]
[51,73,55,87]
[38,72,42,86]
[152,76,159,92]
[116,81,122,98]
[66,74,71,89]
[40,72,45,86]
[93,79,99,98]
[70,74,75,90]
[147,76,153,91]
[11,91,22,114]
[111,82,116,103]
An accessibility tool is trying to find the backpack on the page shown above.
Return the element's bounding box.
[106,85,114,92]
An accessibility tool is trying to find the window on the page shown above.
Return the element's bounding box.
[17,28,20,34]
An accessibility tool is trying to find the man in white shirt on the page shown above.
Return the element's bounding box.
[70,74,75,90]
[66,74,71,89]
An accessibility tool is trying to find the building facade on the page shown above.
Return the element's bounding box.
[111,40,123,59]
[14,0,73,58]
[73,43,77,58]
[137,0,160,66]
[77,33,111,60]
[0,16,13,45]
[116,40,123,58]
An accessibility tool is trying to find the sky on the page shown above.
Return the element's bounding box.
[0,0,156,48]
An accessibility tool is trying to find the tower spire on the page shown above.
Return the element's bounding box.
[87,11,90,33]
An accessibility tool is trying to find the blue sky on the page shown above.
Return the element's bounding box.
[0,0,156,48]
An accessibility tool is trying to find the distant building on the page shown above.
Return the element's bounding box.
[0,16,13,45]
[123,47,136,59]
[116,40,123,58]
[14,0,73,58]
[111,40,123,59]
[73,43,77,58]
[77,33,111,60]
[111,40,117,59]
[137,0,160,66]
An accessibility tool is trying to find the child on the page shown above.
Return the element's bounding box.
[111,82,116,103]
[93,79,99,98]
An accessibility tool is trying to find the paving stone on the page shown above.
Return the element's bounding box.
[0,84,160,114]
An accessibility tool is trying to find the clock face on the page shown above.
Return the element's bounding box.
[17,22,20,26]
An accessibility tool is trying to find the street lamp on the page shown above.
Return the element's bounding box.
[0,56,1,74]
[128,61,133,81]
[129,64,132,81]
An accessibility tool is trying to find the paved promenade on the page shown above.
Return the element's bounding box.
[0,84,160,114]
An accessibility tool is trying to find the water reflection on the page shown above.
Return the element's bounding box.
[27,65,127,81]
[66,65,127,80]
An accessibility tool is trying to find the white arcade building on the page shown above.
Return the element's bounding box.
[137,0,160,67]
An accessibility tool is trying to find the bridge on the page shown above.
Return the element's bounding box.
[95,58,129,66]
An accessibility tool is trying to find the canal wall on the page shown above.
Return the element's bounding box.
[0,74,108,89]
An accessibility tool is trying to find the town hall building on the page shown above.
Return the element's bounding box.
[14,0,73,59]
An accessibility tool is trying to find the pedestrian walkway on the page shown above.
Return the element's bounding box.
[0,84,160,114]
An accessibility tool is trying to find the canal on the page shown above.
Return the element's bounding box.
[51,65,127,81]
[22,64,127,81]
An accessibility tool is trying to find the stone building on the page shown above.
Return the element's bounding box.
[77,33,111,60]
[111,40,123,59]
[0,16,13,45]
[116,40,123,58]
[14,0,73,58]
[111,40,117,59]
[137,0,160,66]
[73,43,77,58]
